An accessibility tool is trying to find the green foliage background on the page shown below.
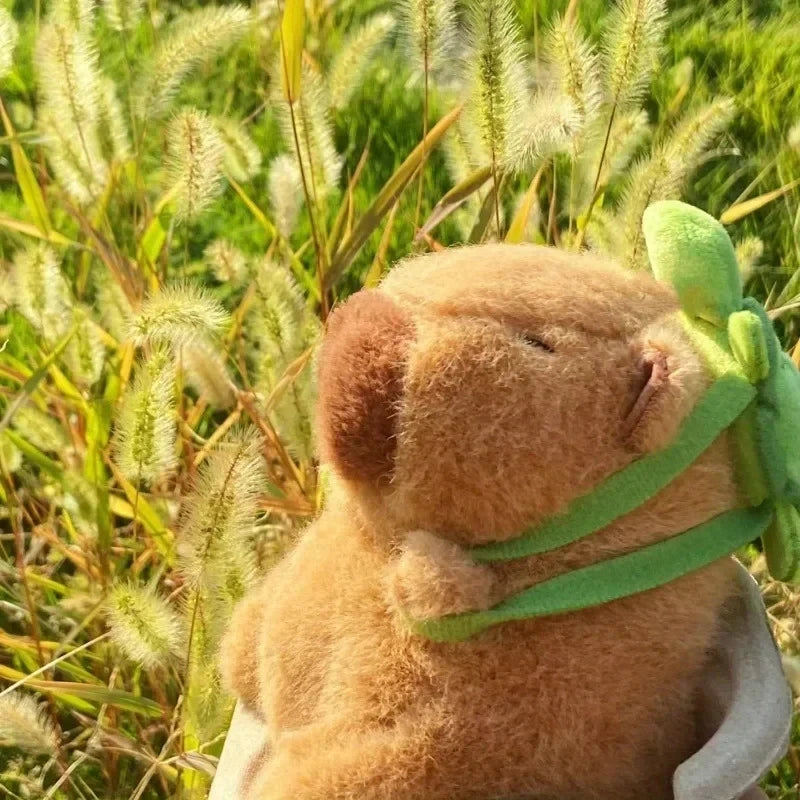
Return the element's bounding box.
[0,0,799,798]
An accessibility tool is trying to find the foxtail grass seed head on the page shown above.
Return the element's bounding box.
[602,0,667,110]
[328,13,395,109]
[112,348,177,483]
[35,21,100,130]
[35,20,108,201]
[271,365,317,464]
[249,260,307,379]
[37,107,107,203]
[736,236,764,281]
[134,5,252,118]
[107,583,185,669]
[0,435,22,474]
[213,116,263,183]
[276,64,342,202]
[544,16,602,140]
[97,77,131,163]
[11,405,71,454]
[660,96,735,170]
[129,282,229,348]
[166,108,226,222]
[0,8,19,79]
[612,97,733,269]
[95,271,134,343]
[177,432,264,593]
[268,154,303,239]
[182,338,236,409]
[517,91,581,164]
[465,0,529,171]
[49,0,96,30]
[11,244,72,337]
[789,121,800,153]
[184,593,234,741]
[65,307,105,386]
[399,0,456,75]
[101,0,144,32]
[61,473,98,534]
[0,693,59,755]
[572,108,650,213]
[205,240,249,287]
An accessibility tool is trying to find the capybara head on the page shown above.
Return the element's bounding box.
[317,244,733,546]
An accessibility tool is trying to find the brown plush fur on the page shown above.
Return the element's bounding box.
[317,290,414,483]
[223,244,744,800]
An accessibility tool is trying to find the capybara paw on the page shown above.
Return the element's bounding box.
[386,529,495,620]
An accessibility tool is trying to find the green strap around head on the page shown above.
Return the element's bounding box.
[470,375,755,562]
[412,505,773,643]
[407,201,800,642]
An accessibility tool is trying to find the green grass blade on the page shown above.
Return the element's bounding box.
[0,98,51,235]
[325,104,463,290]
[720,178,800,225]
[0,326,77,435]
[417,166,492,241]
[280,0,306,103]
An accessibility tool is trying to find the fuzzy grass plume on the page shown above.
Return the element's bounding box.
[328,13,395,110]
[11,404,71,454]
[268,154,304,239]
[398,0,456,76]
[101,0,144,32]
[112,348,177,483]
[0,693,58,755]
[106,583,185,669]
[545,15,602,143]
[134,5,251,118]
[612,97,735,268]
[11,244,72,338]
[177,431,263,594]
[35,18,108,202]
[465,0,528,171]
[277,65,342,204]
[205,240,249,287]
[65,307,105,386]
[736,237,765,283]
[182,337,236,409]
[603,0,668,111]
[50,0,96,30]
[214,116,263,183]
[166,108,226,222]
[97,76,131,163]
[0,7,19,79]
[129,283,229,348]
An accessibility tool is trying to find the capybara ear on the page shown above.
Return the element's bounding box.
[316,290,414,484]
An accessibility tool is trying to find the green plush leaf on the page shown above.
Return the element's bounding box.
[763,502,800,583]
[643,200,742,326]
[728,310,770,383]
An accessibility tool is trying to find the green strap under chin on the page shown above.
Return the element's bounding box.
[470,374,756,563]
[411,504,773,643]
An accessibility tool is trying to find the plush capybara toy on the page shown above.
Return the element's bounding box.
[221,202,799,800]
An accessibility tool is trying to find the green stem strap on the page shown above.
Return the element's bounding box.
[470,374,756,563]
[411,504,773,643]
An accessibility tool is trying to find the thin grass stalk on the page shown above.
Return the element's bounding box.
[413,9,431,232]
[276,0,328,317]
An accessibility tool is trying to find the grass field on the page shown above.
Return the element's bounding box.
[0,0,798,797]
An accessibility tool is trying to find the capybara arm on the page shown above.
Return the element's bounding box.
[385,529,495,620]
[220,580,270,717]
[249,704,456,800]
